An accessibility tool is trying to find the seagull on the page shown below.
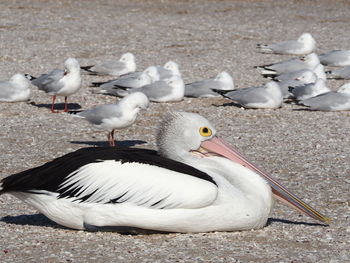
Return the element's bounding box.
[81,52,136,76]
[326,66,350,79]
[319,50,350,67]
[288,78,330,101]
[185,71,234,98]
[71,92,149,146]
[263,64,326,81]
[92,72,153,96]
[255,53,320,76]
[215,81,283,109]
[277,70,317,98]
[300,83,350,111]
[110,75,185,103]
[0,73,31,102]
[156,61,181,79]
[256,33,316,55]
[0,111,330,232]
[29,58,82,113]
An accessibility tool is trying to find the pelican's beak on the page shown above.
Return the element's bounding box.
[200,136,331,225]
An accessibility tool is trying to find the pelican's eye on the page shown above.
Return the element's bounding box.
[199,126,212,137]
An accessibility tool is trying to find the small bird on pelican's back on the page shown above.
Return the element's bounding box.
[29,58,82,113]
[0,73,32,102]
[0,111,330,232]
[71,92,149,146]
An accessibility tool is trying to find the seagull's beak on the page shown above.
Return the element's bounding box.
[200,136,331,225]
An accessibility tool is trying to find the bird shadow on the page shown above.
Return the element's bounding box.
[1,213,61,229]
[211,102,243,108]
[70,140,148,147]
[29,101,82,110]
[1,214,170,234]
[267,217,329,227]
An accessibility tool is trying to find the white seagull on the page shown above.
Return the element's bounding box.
[81,52,136,76]
[277,70,317,98]
[255,53,320,76]
[256,33,316,55]
[215,81,283,109]
[0,73,31,102]
[300,83,350,111]
[185,71,234,98]
[71,92,149,146]
[319,50,350,67]
[30,58,82,113]
[288,78,330,101]
[110,75,185,103]
[0,111,330,232]
[92,72,153,96]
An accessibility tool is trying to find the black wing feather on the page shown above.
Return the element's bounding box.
[1,147,216,197]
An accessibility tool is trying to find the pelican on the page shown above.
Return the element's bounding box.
[0,112,330,232]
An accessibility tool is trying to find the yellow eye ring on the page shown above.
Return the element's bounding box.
[199,126,212,137]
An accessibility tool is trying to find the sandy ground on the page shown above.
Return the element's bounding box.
[0,0,349,262]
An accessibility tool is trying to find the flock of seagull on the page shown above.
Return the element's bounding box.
[0,33,336,233]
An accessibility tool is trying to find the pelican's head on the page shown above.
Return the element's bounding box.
[157,111,330,225]
[64,58,80,73]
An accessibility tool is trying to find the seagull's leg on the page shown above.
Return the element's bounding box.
[51,96,58,113]
[107,131,112,146]
[111,129,116,147]
[64,96,68,112]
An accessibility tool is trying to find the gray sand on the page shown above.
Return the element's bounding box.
[0,0,349,262]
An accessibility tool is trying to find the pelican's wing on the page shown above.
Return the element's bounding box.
[1,147,217,209]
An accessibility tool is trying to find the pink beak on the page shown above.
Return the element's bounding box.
[201,136,331,224]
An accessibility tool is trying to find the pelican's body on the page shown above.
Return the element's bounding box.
[0,112,329,232]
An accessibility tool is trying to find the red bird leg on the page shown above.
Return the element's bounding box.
[64,96,68,112]
[51,96,58,113]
